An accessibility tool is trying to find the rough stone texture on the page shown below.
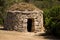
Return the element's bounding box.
[4,3,44,32]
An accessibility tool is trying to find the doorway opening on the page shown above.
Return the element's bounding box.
[27,18,35,32]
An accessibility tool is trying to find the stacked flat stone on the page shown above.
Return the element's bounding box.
[8,2,37,11]
[4,2,44,32]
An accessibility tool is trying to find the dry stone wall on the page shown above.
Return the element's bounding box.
[4,10,44,32]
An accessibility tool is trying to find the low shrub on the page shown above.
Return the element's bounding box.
[44,6,60,37]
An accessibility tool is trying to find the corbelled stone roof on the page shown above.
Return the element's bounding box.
[8,2,39,11]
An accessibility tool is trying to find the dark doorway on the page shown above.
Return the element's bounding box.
[27,18,34,32]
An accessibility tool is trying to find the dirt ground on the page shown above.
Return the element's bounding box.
[0,26,59,40]
[0,30,59,40]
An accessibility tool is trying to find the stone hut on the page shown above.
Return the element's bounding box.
[4,3,44,32]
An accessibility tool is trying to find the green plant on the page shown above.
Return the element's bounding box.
[44,6,60,37]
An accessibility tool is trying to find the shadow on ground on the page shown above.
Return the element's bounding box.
[0,26,5,30]
[0,26,12,31]
[35,32,60,40]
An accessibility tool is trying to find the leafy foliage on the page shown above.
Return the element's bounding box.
[44,6,60,36]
